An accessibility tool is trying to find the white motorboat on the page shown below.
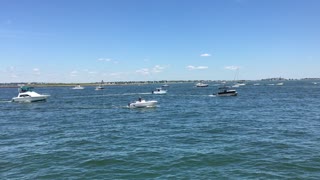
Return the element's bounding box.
[128,98,158,108]
[12,86,50,102]
[72,84,84,90]
[95,80,105,90]
[215,86,237,97]
[232,82,246,88]
[152,88,167,94]
[232,84,240,88]
[276,82,284,86]
[196,82,208,87]
[162,84,169,87]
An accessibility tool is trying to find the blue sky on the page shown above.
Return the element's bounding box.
[0,0,319,83]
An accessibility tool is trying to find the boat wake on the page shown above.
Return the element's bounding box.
[0,100,12,103]
[123,92,152,95]
[125,105,159,109]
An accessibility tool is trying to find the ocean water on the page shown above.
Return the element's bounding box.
[1,81,320,179]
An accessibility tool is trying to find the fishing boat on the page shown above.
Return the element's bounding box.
[152,88,167,94]
[215,86,237,97]
[128,98,158,108]
[72,84,84,90]
[12,86,50,102]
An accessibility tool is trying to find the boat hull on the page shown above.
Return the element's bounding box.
[196,85,208,87]
[129,100,158,108]
[12,91,50,103]
[196,83,208,87]
[152,91,167,94]
[12,95,50,102]
[216,90,237,97]
[217,92,237,97]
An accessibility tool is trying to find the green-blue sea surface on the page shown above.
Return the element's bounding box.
[1,81,320,179]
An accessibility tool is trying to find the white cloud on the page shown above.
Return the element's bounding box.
[186,65,208,70]
[33,68,40,75]
[136,68,150,75]
[5,66,19,78]
[6,66,16,73]
[70,70,78,77]
[136,65,167,76]
[152,65,165,73]
[98,58,119,64]
[98,58,111,62]
[200,53,211,57]
[109,72,128,78]
[110,72,121,76]
[225,66,240,70]
[10,74,18,78]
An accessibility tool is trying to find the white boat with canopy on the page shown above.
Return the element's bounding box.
[12,86,50,102]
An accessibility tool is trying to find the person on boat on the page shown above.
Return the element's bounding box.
[138,97,142,102]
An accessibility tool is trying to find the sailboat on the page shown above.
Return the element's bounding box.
[232,68,245,87]
[95,80,105,90]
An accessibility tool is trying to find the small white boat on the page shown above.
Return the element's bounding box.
[95,80,105,90]
[215,87,237,97]
[152,88,167,94]
[72,84,84,90]
[196,82,208,87]
[128,98,158,108]
[253,83,260,86]
[162,84,169,87]
[276,82,284,86]
[232,83,246,87]
[12,86,50,102]
[95,86,104,90]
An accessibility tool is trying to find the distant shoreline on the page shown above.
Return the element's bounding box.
[0,78,319,88]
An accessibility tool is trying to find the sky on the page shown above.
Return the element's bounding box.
[0,0,319,83]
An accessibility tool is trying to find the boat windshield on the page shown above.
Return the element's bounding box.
[19,86,34,92]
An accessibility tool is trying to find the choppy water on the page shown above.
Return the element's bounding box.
[1,81,320,179]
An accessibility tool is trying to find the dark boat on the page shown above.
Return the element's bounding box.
[216,86,237,96]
